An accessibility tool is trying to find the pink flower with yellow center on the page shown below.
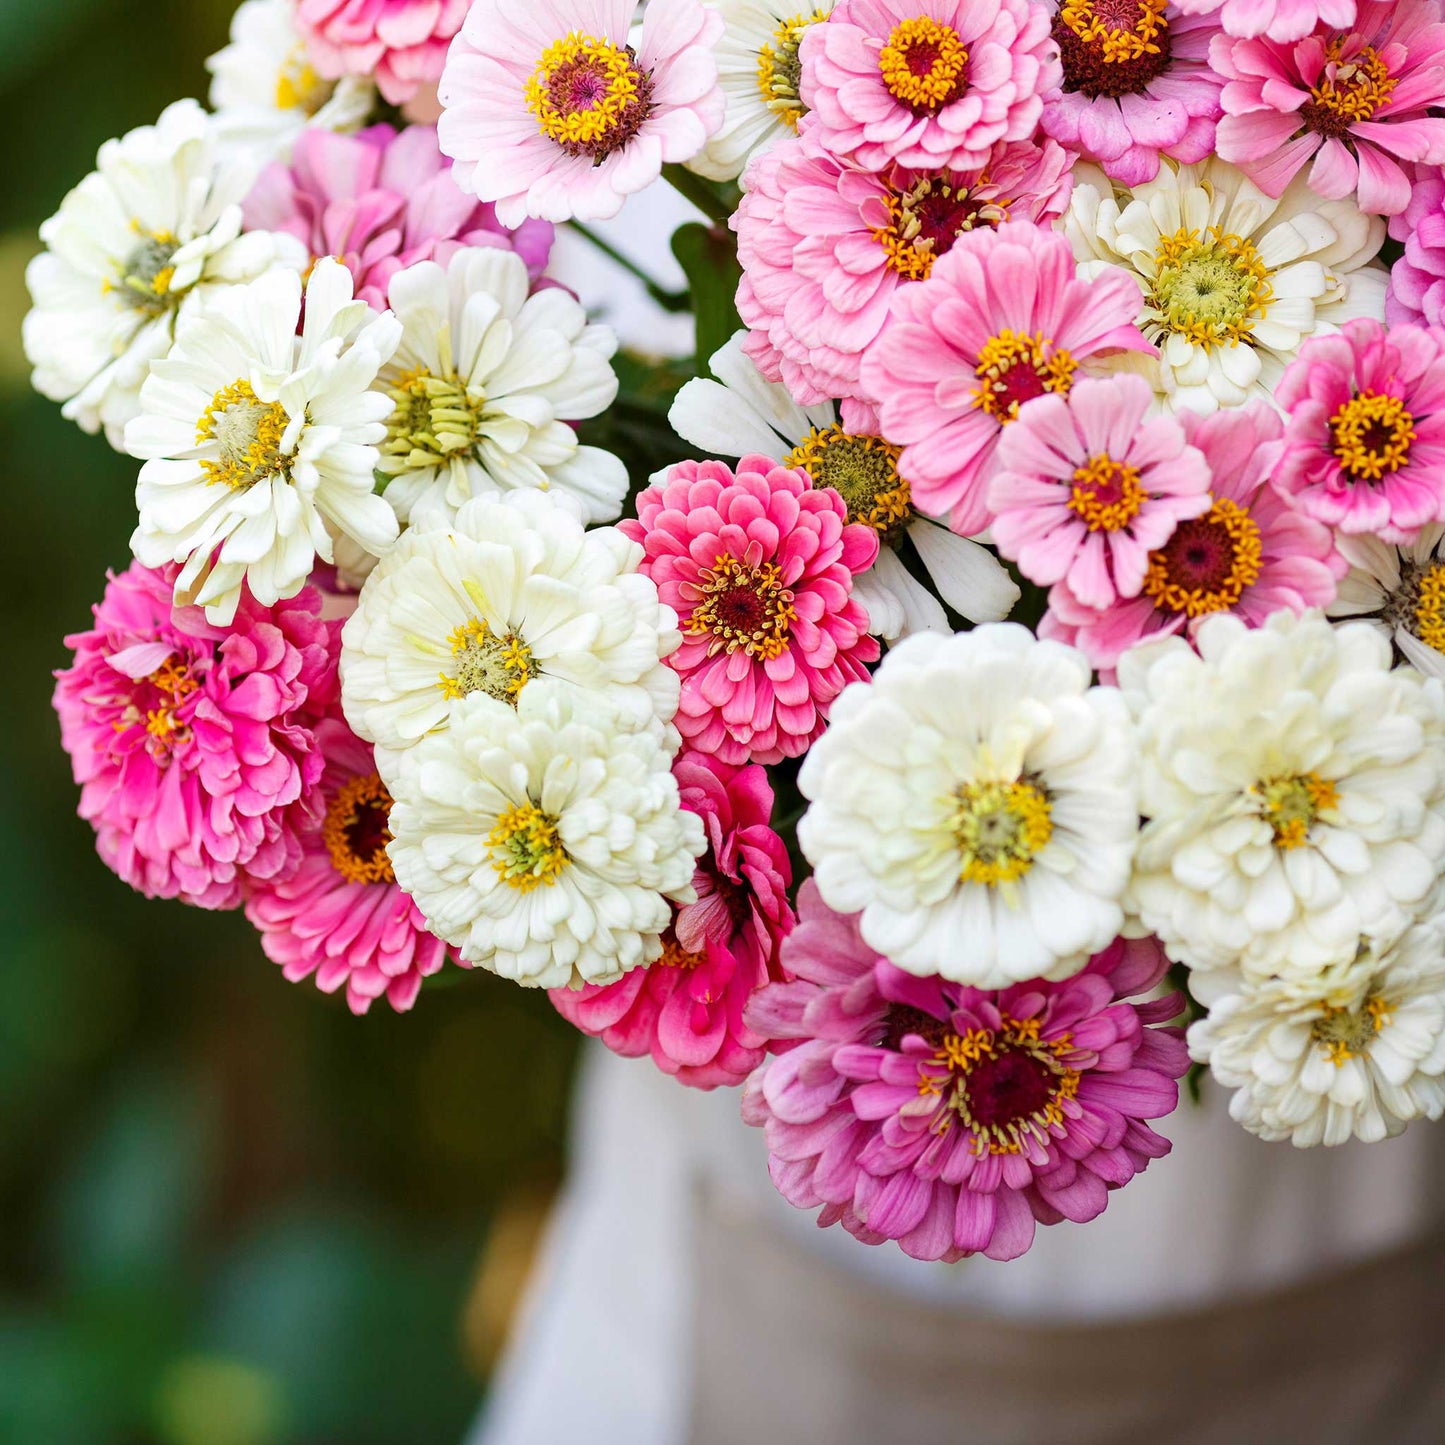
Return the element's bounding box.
[296,0,469,108]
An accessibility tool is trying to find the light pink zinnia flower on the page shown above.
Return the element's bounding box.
[734,129,1075,406]
[244,715,455,1014]
[1041,402,1346,672]
[1275,319,1445,541]
[54,563,336,911]
[243,123,553,312]
[1172,0,1355,44]
[989,375,1213,609]
[1212,0,1445,215]
[549,751,795,1088]
[1043,3,1224,185]
[1387,168,1445,325]
[859,219,1154,536]
[437,0,725,225]
[797,0,1059,174]
[297,0,467,107]
[621,456,880,765]
[741,882,1188,1263]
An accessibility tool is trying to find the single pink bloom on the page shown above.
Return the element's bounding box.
[858,219,1154,536]
[1387,166,1445,325]
[1212,0,1445,215]
[296,0,468,106]
[53,563,337,911]
[797,0,1059,174]
[550,751,796,1089]
[989,375,1213,610]
[741,882,1188,1264]
[1041,402,1346,673]
[621,456,880,765]
[242,123,554,311]
[1172,0,1356,44]
[1275,318,1445,541]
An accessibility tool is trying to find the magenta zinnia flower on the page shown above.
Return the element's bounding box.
[741,883,1188,1263]
[549,751,795,1089]
[859,219,1153,536]
[1212,0,1445,215]
[621,456,880,765]
[297,0,468,107]
[989,375,1213,609]
[797,0,1059,174]
[733,129,1075,406]
[54,563,336,911]
[1041,402,1345,672]
[1172,0,1356,44]
[1275,319,1445,541]
[1387,168,1445,325]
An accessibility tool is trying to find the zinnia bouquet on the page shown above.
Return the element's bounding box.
[31,0,1445,1264]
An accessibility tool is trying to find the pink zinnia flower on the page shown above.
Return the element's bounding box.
[549,751,796,1088]
[989,375,1213,609]
[54,563,336,911]
[1387,167,1445,325]
[1275,319,1445,541]
[859,220,1154,536]
[733,130,1075,406]
[1212,0,1445,215]
[621,456,880,765]
[437,0,725,226]
[1041,402,1346,672]
[297,0,467,107]
[244,715,455,1014]
[741,882,1188,1263]
[1172,0,1356,44]
[243,123,553,311]
[1043,3,1224,185]
[797,0,1059,174]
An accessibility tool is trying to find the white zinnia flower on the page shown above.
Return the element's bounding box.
[797,625,1140,987]
[387,682,705,988]
[127,258,402,625]
[669,333,1019,641]
[376,247,627,531]
[1328,525,1445,681]
[23,99,305,449]
[1063,159,1387,415]
[340,489,681,767]
[1121,610,1445,981]
[687,0,835,182]
[1189,919,1445,1147]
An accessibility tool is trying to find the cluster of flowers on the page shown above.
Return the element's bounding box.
[30,0,1445,1262]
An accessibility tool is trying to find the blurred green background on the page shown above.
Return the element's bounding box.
[0,3,585,1439]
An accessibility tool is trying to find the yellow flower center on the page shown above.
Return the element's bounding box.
[1059,0,1168,61]
[658,929,707,970]
[196,379,290,491]
[1148,226,1273,350]
[323,772,396,886]
[1069,453,1146,532]
[756,10,829,130]
[1330,391,1415,482]
[275,46,331,114]
[1251,771,1339,851]
[1302,41,1396,136]
[1142,496,1262,617]
[878,16,969,111]
[784,426,912,537]
[686,554,797,661]
[872,174,1010,281]
[438,617,538,704]
[488,802,568,892]
[111,225,180,316]
[381,367,483,476]
[953,778,1054,888]
[1415,563,1445,654]
[1311,994,1391,1066]
[973,330,1078,422]
[137,655,199,753]
[526,32,653,158]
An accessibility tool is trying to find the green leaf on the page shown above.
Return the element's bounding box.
[670,222,743,377]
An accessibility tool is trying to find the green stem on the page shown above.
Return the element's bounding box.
[567,221,690,313]
[661,163,736,225]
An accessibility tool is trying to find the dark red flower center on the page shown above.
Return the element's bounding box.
[1054,0,1172,100]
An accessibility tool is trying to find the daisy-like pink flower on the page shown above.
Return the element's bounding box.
[53,563,336,912]
[1172,0,1356,44]
[1043,2,1224,185]
[859,219,1154,537]
[989,375,1213,609]
[243,123,553,312]
[797,0,1058,174]
[1275,319,1445,541]
[549,751,795,1089]
[734,130,1075,406]
[741,882,1188,1263]
[1041,402,1346,672]
[297,0,467,108]
[1212,0,1445,215]
[621,456,880,765]
[244,715,455,1014]
[437,0,725,226]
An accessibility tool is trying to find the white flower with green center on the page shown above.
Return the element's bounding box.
[1328,525,1445,682]
[386,681,705,988]
[23,99,306,450]
[797,625,1140,988]
[1063,159,1388,414]
[669,333,1019,641]
[126,258,402,625]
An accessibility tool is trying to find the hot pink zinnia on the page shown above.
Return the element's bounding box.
[1212,0,1445,215]
[858,219,1154,537]
[797,0,1059,174]
[242,123,554,311]
[621,456,880,765]
[549,751,795,1089]
[1041,402,1346,672]
[733,129,1075,406]
[989,375,1213,609]
[1172,0,1355,44]
[1275,319,1445,541]
[297,0,467,107]
[54,563,336,911]
[244,715,455,1014]
[1387,168,1445,325]
[741,882,1188,1263]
